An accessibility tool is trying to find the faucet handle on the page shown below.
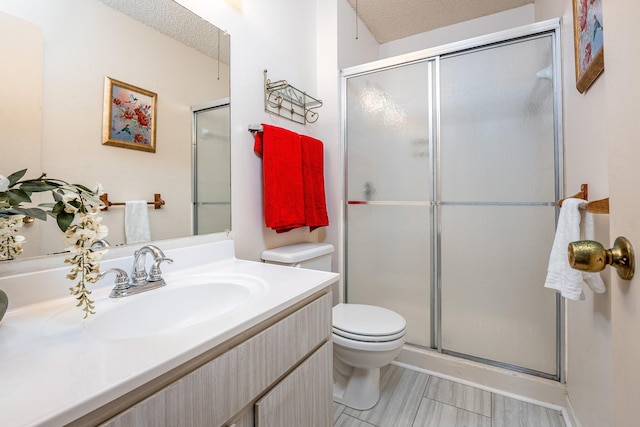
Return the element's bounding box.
[132,245,169,284]
[91,239,110,250]
[148,257,173,282]
[97,268,133,296]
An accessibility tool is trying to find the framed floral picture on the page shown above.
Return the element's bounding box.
[102,77,157,152]
[572,0,604,93]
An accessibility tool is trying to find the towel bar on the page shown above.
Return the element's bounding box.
[248,124,264,133]
[557,183,588,207]
[557,184,609,214]
[100,193,165,211]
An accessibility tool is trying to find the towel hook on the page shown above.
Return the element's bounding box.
[557,183,588,207]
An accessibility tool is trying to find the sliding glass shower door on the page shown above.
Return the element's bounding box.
[438,35,558,376]
[343,23,561,378]
[345,61,434,348]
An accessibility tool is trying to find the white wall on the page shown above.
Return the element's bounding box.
[315,0,341,282]
[337,0,379,69]
[174,0,340,265]
[534,1,612,426]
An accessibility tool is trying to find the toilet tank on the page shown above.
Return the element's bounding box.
[261,243,334,272]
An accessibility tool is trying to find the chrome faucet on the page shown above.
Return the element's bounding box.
[90,239,110,250]
[96,268,133,298]
[132,245,173,285]
[97,245,173,298]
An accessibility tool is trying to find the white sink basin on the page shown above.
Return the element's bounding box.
[86,275,266,340]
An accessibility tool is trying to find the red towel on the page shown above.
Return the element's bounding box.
[300,135,329,231]
[256,124,306,233]
[253,130,263,157]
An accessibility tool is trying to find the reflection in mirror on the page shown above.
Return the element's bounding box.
[193,99,231,235]
[0,0,230,261]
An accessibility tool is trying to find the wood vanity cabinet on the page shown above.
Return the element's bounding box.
[92,290,333,427]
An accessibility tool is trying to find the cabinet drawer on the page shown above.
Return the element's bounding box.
[255,341,332,427]
[102,292,332,426]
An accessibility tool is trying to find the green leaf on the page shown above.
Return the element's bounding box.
[7,189,32,204]
[0,210,24,217]
[51,200,65,214]
[73,184,93,193]
[51,191,63,202]
[19,181,58,193]
[56,211,75,232]
[43,180,63,188]
[6,169,27,186]
[19,207,48,221]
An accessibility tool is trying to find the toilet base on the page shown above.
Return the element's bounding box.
[333,365,381,410]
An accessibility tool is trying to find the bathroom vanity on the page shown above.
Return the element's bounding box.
[0,238,339,426]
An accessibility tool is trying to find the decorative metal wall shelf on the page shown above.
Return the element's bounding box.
[264,69,322,124]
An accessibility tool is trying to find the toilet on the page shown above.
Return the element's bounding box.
[261,243,406,410]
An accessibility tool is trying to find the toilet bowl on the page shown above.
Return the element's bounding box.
[332,303,406,410]
[261,243,407,410]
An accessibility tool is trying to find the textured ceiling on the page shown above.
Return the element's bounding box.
[100,0,533,62]
[99,0,230,64]
[346,0,534,43]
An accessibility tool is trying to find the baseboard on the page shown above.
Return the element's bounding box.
[562,393,582,427]
[395,345,571,413]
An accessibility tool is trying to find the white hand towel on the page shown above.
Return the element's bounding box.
[581,209,606,294]
[125,200,151,244]
[544,198,605,300]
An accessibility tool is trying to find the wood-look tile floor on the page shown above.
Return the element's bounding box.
[333,364,566,427]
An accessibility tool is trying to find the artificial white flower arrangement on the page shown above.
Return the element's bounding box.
[0,169,108,317]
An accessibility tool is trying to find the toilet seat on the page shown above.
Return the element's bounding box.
[332,331,405,352]
[333,327,405,342]
[333,303,406,342]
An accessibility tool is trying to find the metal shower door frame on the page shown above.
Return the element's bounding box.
[341,19,564,381]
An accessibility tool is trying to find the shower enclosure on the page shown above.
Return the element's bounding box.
[193,99,231,235]
[342,21,562,379]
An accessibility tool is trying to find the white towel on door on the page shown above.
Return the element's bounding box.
[125,200,151,244]
[581,209,606,294]
[544,198,606,300]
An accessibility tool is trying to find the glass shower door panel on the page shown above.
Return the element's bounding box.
[440,205,557,374]
[347,204,431,347]
[346,62,431,202]
[194,105,231,234]
[439,36,556,203]
[438,34,558,375]
[346,61,433,348]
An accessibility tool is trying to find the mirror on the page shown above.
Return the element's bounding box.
[193,100,231,235]
[0,0,230,259]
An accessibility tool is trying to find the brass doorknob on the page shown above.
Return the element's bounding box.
[568,236,635,280]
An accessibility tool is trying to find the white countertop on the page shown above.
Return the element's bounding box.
[0,240,339,426]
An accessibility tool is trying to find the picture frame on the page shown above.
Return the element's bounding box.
[102,77,157,152]
[572,0,604,93]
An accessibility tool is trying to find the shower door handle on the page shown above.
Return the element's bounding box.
[363,182,376,201]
